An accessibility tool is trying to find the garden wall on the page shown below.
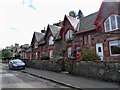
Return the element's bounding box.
[68,60,120,82]
[23,59,120,82]
[24,59,62,72]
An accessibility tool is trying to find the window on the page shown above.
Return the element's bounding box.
[65,30,73,41]
[104,15,120,32]
[109,40,120,56]
[76,47,81,54]
[36,52,38,59]
[117,16,120,28]
[98,47,101,52]
[67,47,72,57]
[34,42,38,48]
[49,36,54,45]
[84,36,87,45]
[88,35,91,44]
[49,50,53,58]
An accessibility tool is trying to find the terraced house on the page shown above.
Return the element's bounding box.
[25,1,120,61]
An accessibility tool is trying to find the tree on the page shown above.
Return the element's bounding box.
[77,10,84,19]
[69,11,77,18]
[2,49,12,59]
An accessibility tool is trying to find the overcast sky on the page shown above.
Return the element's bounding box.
[0,0,104,49]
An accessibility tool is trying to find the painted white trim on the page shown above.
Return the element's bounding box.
[49,36,54,45]
[104,15,120,32]
[96,43,104,61]
[109,40,120,56]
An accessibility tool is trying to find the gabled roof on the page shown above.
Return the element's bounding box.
[35,32,44,42]
[55,15,79,40]
[66,15,79,29]
[31,32,44,45]
[76,12,97,34]
[49,25,61,37]
[39,35,46,45]
[38,25,60,45]
[94,1,120,27]
[25,46,31,52]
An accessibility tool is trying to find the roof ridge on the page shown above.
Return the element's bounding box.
[80,12,98,20]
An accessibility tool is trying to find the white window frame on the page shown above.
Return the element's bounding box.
[49,36,54,45]
[36,52,38,59]
[49,50,53,58]
[65,30,73,41]
[76,46,81,54]
[84,36,87,45]
[109,40,120,56]
[88,35,91,44]
[67,47,72,57]
[104,15,120,32]
[34,42,38,48]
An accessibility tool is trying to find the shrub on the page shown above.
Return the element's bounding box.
[41,56,50,60]
[81,48,100,61]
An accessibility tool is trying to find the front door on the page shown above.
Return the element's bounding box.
[96,43,104,61]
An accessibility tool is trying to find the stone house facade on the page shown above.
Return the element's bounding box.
[25,1,120,61]
[30,32,44,60]
[54,15,79,59]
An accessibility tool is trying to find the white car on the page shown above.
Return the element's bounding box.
[8,59,25,70]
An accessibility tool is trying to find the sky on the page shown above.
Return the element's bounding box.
[0,0,105,49]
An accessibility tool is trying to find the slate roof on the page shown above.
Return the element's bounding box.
[55,15,79,40]
[34,32,44,42]
[25,46,31,52]
[66,15,79,29]
[76,12,98,34]
[38,25,60,45]
[39,35,45,45]
[49,25,61,37]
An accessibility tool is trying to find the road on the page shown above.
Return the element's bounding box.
[0,63,69,89]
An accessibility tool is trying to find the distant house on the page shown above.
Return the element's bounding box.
[31,32,44,60]
[25,46,31,60]
[38,24,60,58]
[19,44,29,59]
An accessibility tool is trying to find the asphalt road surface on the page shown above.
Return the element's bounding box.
[0,63,69,89]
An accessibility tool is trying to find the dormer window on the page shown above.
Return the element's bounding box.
[49,36,54,45]
[34,42,38,48]
[65,30,73,41]
[104,15,120,32]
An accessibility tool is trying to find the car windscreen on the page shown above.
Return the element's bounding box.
[13,60,24,64]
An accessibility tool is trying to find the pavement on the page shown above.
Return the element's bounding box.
[21,67,119,89]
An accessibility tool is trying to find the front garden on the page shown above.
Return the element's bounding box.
[24,48,120,83]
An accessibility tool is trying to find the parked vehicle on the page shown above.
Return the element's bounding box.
[8,59,25,70]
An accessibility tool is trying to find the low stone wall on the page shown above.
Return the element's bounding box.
[68,60,120,82]
[23,59,119,82]
[24,60,62,72]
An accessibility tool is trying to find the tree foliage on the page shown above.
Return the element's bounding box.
[77,10,84,19]
[69,11,77,18]
[81,48,100,61]
[1,49,12,59]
